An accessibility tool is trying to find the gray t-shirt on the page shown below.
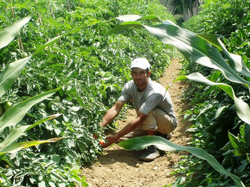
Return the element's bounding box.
[118,79,177,126]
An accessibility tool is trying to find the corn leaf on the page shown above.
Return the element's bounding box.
[117,14,162,22]
[0,125,30,152]
[118,136,245,187]
[0,56,32,97]
[0,137,63,155]
[173,72,250,125]
[0,16,31,49]
[0,88,60,133]
[228,132,242,156]
[33,25,85,56]
[107,15,250,88]
[0,124,62,155]
[25,114,62,132]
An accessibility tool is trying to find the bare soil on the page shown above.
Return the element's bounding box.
[81,59,192,187]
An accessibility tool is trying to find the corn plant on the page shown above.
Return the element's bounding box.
[0,16,80,186]
[107,14,250,187]
[177,0,250,185]
[0,16,63,152]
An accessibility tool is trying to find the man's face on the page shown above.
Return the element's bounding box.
[131,68,151,91]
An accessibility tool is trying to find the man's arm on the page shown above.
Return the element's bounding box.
[102,111,147,147]
[99,101,126,127]
[116,111,147,138]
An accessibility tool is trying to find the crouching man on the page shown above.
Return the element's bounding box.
[99,58,177,161]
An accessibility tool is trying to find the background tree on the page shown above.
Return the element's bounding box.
[158,0,204,24]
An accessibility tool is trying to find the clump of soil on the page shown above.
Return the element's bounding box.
[81,59,192,187]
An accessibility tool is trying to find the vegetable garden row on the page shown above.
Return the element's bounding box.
[0,0,175,186]
[0,0,249,186]
[174,0,250,186]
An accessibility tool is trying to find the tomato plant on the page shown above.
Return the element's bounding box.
[0,0,175,186]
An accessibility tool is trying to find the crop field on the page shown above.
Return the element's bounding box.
[0,0,249,186]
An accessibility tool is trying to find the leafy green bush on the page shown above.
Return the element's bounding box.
[0,0,176,186]
[107,14,250,187]
[173,0,250,185]
[0,16,82,186]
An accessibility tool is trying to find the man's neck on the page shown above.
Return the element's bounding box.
[138,83,148,92]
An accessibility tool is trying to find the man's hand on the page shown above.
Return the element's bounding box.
[101,134,120,148]
[101,111,147,148]
[99,101,126,128]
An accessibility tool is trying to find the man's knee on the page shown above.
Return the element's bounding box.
[142,108,176,134]
[141,110,157,131]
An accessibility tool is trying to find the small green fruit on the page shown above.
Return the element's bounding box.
[4,101,12,111]
[54,96,61,103]
[74,41,80,47]
[47,101,53,109]
[39,103,46,109]
[46,84,53,91]
[22,52,28,57]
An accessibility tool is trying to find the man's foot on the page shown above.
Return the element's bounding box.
[139,145,160,162]
[166,132,172,140]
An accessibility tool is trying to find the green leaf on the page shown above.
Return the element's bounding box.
[214,105,228,119]
[107,15,250,88]
[218,39,250,78]
[196,33,222,50]
[117,14,162,22]
[33,23,90,56]
[118,136,245,187]
[0,124,63,155]
[238,160,248,173]
[116,14,142,22]
[0,88,60,133]
[38,181,46,187]
[0,125,30,152]
[0,56,32,97]
[196,103,213,119]
[25,114,62,132]
[220,141,233,152]
[173,72,250,125]
[0,16,31,49]
[106,21,145,35]
[228,132,242,156]
[1,137,63,155]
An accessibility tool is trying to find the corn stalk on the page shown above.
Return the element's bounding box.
[107,14,250,187]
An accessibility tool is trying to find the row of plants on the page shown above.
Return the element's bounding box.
[105,12,248,186]
[0,0,177,186]
[173,0,250,186]
[99,0,250,185]
[4,0,248,186]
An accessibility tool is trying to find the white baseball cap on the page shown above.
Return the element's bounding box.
[130,58,151,70]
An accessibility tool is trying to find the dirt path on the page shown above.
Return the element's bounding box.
[81,59,192,187]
